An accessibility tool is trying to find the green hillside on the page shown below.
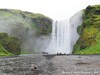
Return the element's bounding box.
[73,5,100,54]
[0,9,52,56]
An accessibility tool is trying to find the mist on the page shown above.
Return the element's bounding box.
[0,12,51,54]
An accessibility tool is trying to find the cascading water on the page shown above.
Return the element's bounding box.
[0,9,84,54]
[44,20,71,54]
[43,11,84,54]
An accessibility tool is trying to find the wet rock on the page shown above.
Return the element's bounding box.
[30,64,37,71]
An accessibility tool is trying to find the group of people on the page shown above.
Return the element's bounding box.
[41,51,67,55]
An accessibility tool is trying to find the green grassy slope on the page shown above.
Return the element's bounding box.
[0,44,13,56]
[73,5,100,54]
[0,33,21,56]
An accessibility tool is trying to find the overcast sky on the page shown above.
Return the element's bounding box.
[0,0,100,20]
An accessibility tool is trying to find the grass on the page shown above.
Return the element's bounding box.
[0,44,13,56]
[74,44,100,54]
[73,5,100,54]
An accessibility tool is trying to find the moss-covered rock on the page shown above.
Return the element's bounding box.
[0,33,21,56]
[73,5,100,54]
[31,17,52,36]
[0,44,13,56]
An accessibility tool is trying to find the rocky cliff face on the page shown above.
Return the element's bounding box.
[73,5,100,54]
[70,11,83,52]
[0,9,52,56]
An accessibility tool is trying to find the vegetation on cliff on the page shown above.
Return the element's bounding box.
[0,9,52,36]
[73,5,100,54]
[0,33,21,56]
[0,9,52,55]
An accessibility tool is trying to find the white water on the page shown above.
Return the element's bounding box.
[43,11,83,54]
[44,20,71,54]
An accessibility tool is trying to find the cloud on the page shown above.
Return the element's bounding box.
[0,0,100,20]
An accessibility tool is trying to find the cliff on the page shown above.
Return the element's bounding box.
[73,5,100,54]
[0,9,52,56]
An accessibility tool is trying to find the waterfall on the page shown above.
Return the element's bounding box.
[44,20,71,54]
[0,9,84,54]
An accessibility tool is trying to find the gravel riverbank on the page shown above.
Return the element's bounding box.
[0,55,100,75]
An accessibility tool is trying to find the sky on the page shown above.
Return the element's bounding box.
[0,0,100,20]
